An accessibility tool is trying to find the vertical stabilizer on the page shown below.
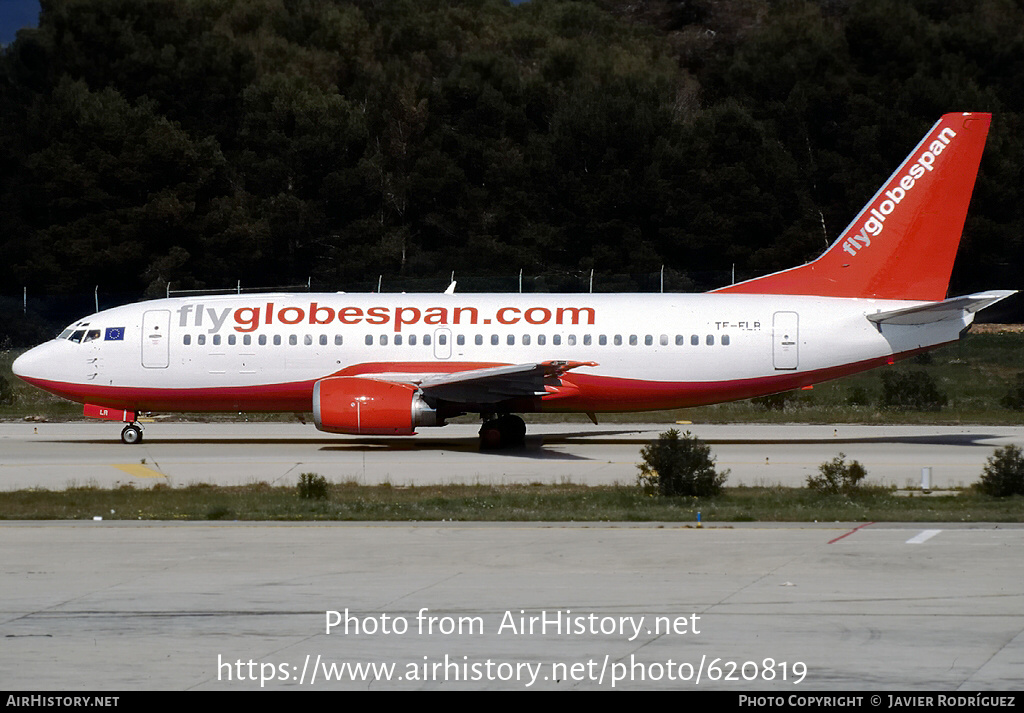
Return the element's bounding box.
[714,113,991,300]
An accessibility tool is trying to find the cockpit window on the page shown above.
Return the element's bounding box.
[59,329,73,340]
[83,330,101,343]
[69,330,86,343]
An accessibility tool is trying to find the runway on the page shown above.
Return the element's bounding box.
[3,422,1023,690]
[1,421,1021,490]
[2,520,1022,690]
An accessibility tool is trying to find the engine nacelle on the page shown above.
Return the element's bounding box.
[313,377,439,435]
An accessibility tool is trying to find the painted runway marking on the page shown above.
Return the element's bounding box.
[112,464,165,479]
[906,529,941,544]
[827,522,875,544]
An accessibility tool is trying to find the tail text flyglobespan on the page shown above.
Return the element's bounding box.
[842,125,957,257]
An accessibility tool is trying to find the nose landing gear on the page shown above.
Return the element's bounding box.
[120,423,144,444]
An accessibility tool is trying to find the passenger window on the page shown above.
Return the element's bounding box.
[583,334,591,345]
[183,335,191,345]
[213,334,221,346]
[599,335,607,345]
[395,334,403,346]
[553,335,561,345]
[645,335,653,346]
[538,334,546,345]
[319,335,327,346]
[365,335,373,346]
[334,335,343,346]
[457,335,465,346]
[660,335,668,346]
[304,335,312,346]
[507,334,515,345]
[567,335,576,346]
[198,334,206,345]
[409,334,417,346]
[228,335,236,346]
[706,334,714,345]
[676,335,684,346]
[491,334,499,345]
[244,335,251,346]
[259,335,267,346]
[439,334,447,345]
[380,335,388,345]
[475,335,483,346]
[691,335,699,346]
[522,334,530,345]
[424,334,431,346]
[289,335,297,346]
[273,335,281,346]
[722,335,730,346]
[614,335,622,346]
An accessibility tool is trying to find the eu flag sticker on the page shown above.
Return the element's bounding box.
[105,327,125,341]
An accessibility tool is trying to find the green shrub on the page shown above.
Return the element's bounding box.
[1000,373,1024,411]
[637,429,728,497]
[0,375,15,405]
[298,472,329,500]
[879,370,947,411]
[845,385,871,406]
[807,453,867,494]
[977,445,1024,497]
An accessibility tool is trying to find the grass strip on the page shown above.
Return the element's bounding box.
[1,482,1021,523]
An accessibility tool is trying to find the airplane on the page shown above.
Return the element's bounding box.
[12,112,1014,448]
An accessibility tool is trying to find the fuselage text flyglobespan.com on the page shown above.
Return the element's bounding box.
[176,302,598,334]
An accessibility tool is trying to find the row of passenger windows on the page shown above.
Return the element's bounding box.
[182,333,732,347]
[184,333,343,346]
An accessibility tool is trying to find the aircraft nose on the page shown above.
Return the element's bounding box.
[12,343,55,383]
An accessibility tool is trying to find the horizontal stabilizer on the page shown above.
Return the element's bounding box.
[866,291,1016,326]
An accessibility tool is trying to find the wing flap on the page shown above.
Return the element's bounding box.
[419,360,597,404]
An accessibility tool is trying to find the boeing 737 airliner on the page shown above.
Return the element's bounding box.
[13,113,1014,447]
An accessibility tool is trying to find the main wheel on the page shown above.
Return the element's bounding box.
[479,421,503,450]
[478,415,526,449]
[498,414,526,446]
[120,424,143,444]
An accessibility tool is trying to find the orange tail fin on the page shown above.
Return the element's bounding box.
[714,113,991,300]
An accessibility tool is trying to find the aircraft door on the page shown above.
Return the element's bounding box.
[433,328,452,359]
[142,310,171,368]
[772,311,799,370]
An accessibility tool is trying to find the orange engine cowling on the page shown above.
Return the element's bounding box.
[313,377,438,435]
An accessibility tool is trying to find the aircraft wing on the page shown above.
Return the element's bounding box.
[412,360,598,404]
[867,290,1016,326]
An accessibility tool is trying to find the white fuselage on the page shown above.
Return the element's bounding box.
[13,292,967,416]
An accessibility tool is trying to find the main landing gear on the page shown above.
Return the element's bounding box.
[120,423,144,444]
[479,414,526,450]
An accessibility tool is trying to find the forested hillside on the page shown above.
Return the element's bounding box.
[1,0,1021,342]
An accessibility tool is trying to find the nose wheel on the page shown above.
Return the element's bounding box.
[120,423,144,444]
[479,414,526,449]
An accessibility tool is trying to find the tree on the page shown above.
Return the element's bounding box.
[977,445,1024,497]
[637,429,728,497]
[879,370,947,411]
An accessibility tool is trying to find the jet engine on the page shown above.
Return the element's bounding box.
[313,376,439,435]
